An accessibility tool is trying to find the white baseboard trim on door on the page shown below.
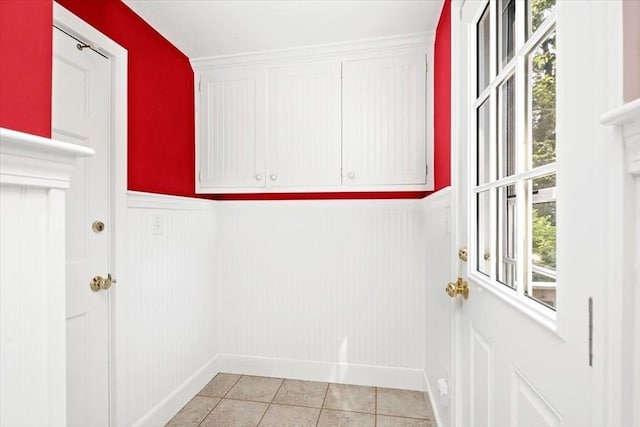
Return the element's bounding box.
[132,355,220,427]
[423,371,443,427]
[212,353,425,391]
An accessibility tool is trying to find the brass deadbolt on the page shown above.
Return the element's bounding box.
[458,247,468,262]
[446,277,469,299]
[92,220,105,233]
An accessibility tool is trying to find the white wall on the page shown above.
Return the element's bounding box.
[114,192,218,427]
[213,199,427,390]
[422,188,452,427]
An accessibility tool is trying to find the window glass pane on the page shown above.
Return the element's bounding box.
[477,100,490,185]
[476,190,491,276]
[529,32,556,169]
[477,5,491,95]
[528,0,556,36]
[499,0,516,69]
[498,76,516,178]
[497,184,517,289]
[527,174,556,309]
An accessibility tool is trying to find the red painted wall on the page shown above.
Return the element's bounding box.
[0,0,52,138]
[57,0,196,197]
[433,0,451,191]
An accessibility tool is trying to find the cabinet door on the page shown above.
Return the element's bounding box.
[343,53,427,186]
[197,67,266,189]
[268,62,342,187]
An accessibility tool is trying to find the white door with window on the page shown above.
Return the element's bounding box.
[451,1,600,425]
[53,26,112,427]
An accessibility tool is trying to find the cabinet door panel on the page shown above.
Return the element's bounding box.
[198,68,265,189]
[268,62,342,187]
[343,54,426,186]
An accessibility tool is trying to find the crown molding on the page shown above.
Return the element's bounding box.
[191,32,433,69]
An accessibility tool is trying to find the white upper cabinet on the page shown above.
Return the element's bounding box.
[343,53,427,186]
[193,35,433,193]
[197,67,266,190]
[268,62,342,187]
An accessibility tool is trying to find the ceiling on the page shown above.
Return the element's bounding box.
[122,0,444,59]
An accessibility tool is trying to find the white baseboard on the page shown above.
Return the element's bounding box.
[132,355,219,427]
[212,353,425,391]
[423,371,443,427]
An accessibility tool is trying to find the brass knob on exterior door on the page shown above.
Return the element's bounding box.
[90,274,116,292]
[446,277,469,299]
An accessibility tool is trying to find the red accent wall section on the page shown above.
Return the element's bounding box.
[433,0,451,191]
[0,0,52,138]
[57,0,196,197]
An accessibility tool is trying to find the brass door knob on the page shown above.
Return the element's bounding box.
[90,274,116,292]
[446,277,469,299]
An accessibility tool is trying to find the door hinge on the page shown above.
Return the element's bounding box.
[425,56,428,73]
[588,297,593,367]
[426,164,429,177]
[198,79,201,93]
[198,171,201,182]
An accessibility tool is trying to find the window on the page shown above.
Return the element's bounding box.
[471,0,557,310]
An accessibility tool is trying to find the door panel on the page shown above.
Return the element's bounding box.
[343,53,427,186]
[198,67,266,189]
[268,62,342,187]
[53,27,111,427]
[453,1,594,426]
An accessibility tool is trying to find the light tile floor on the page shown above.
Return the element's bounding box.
[166,373,434,427]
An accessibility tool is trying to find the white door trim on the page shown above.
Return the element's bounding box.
[449,2,465,426]
[53,3,128,425]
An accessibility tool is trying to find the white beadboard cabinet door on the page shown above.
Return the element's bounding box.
[268,62,342,187]
[342,53,427,186]
[197,67,266,190]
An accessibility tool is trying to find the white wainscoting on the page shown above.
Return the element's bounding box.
[422,187,452,427]
[116,192,218,427]
[213,199,427,390]
[0,128,93,427]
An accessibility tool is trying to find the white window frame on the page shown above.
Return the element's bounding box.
[467,0,558,323]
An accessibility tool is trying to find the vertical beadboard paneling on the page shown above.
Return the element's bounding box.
[199,68,265,188]
[116,193,217,426]
[0,186,65,427]
[269,62,342,187]
[215,199,426,372]
[343,53,426,185]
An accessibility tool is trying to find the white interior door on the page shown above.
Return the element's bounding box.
[53,26,111,427]
[452,1,594,426]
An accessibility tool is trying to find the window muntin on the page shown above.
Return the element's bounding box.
[477,5,491,96]
[472,0,557,312]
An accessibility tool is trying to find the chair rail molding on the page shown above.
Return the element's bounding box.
[0,127,94,188]
[601,98,640,177]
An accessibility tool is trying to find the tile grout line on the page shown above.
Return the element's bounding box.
[197,373,244,426]
[315,382,331,426]
[374,387,378,427]
[256,377,285,427]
